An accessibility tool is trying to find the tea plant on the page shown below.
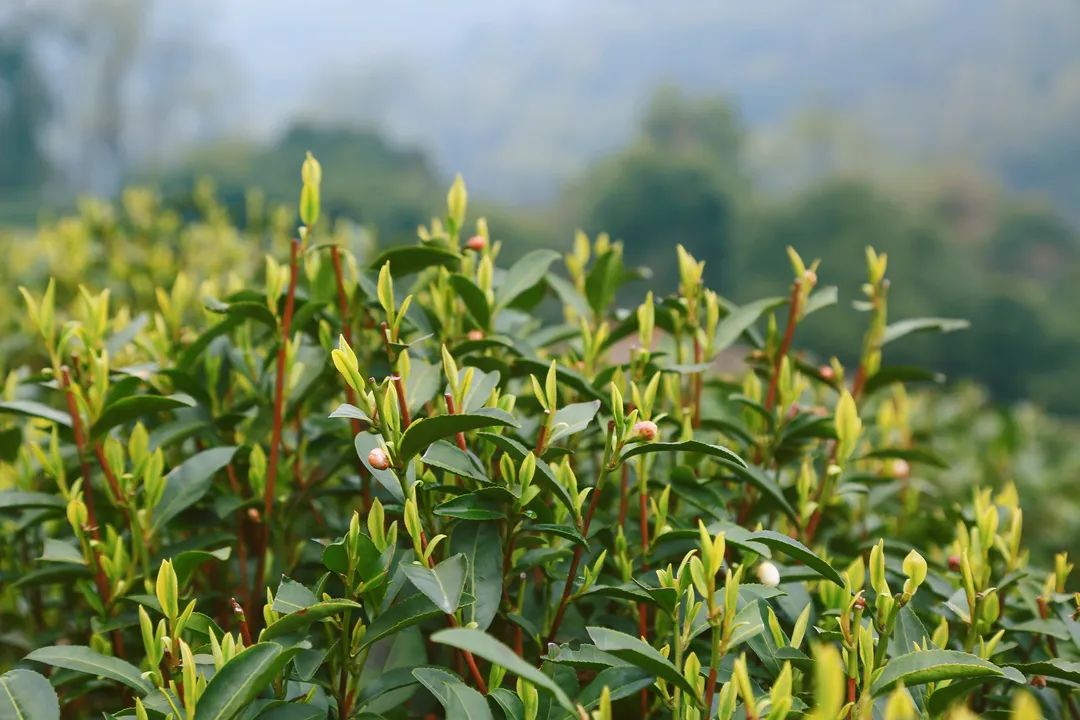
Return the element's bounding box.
[0,155,1076,719]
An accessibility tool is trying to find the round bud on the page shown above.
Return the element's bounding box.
[465,235,487,252]
[368,447,391,471]
[632,420,658,441]
[891,459,911,479]
[756,561,781,588]
[803,269,817,285]
[819,365,835,381]
[853,595,867,610]
[947,555,962,572]
[467,329,484,341]
[246,507,262,523]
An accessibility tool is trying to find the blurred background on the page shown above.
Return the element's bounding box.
[2,0,1080,415]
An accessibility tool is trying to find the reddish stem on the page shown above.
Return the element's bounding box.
[392,375,411,429]
[231,597,253,646]
[703,667,719,717]
[445,392,467,451]
[254,237,300,599]
[617,464,630,529]
[764,279,803,411]
[546,472,606,644]
[535,414,549,455]
[61,367,124,657]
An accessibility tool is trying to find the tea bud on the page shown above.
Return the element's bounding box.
[368,447,391,471]
[632,420,658,441]
[757,560,781,588]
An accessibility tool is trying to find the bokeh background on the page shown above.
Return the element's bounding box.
[2,0,1080,415]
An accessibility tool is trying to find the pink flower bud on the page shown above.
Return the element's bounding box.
[632,420,658,441]
[891,459,911,479]
[368,447,390,470]
[467,329,484,341]
[803,269,817,285]
[465,235,486,252]
[947,555,961,572]
[819,365,835,381]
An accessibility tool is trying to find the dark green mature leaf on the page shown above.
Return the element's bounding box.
[489,688,525,720]
[712,297,786,353]
[152,446,238,532]
[172,547,230,585]
[194,642,298,720]
[370,244,461,276]
[329,403,370,422]
[618,439,746,468]
[450,522,502,630]
[203,298,276,327]
[496,249,560,309]
[449,274,491,329]
[25,645,154,695]
[460,367,502,413]
[0,400,71,427]
[445,682,495,720]
[421,441,489,483]
[432,628,574,711]
[548,400,600,444]
[361,593,447,650]
[397,408,519,465]
[577,667,654,713]
[402,554,467,614]
[1006,659,1080,684]
[90,394,196,439]
[746,530,845,587]
[870,649,1003,695]
[254,704,326,720]
[881,317,970,346]
[0,669,59,720]
[435,488,511,520]
[271,577,316,614]
[261,600,362,641]
[586,626,696,695]
[0,491,65,513]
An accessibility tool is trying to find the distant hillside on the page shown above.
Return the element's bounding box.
[262,0,1080,214]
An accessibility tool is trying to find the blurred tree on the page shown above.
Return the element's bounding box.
[0,32,51,194]
[568,87,745,292]
[159,124,441,243]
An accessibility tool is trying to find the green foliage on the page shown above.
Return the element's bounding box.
[0,157,1076,720]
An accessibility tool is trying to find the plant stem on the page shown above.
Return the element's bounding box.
[61,366,124,657]
[703,623,721,715]
[764,278,803,411]
[392,375,411,428]
[546,451,612,645]
[254,237,300,600]
[444,392,467,451]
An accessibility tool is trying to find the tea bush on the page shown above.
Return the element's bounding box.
[0,155,1076,719]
